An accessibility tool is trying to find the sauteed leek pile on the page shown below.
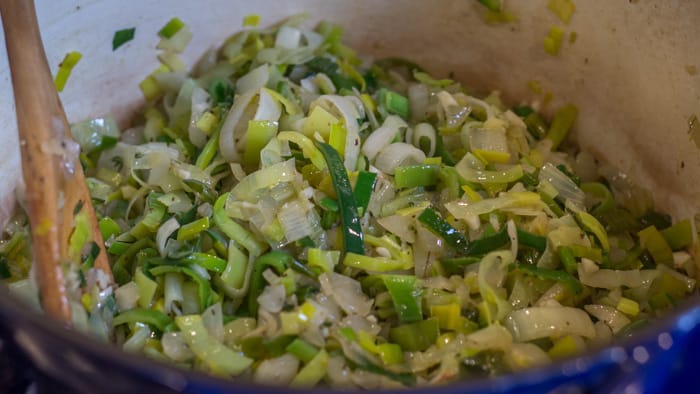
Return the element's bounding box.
[1,17,698,388]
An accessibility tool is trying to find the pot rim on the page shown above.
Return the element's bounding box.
[0,282,697,393]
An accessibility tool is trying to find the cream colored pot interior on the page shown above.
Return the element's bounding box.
[1,0,699,228]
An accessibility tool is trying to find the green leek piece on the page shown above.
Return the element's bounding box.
[328,123,347,157]
[290,349,328,387]
[139,65,167,101]
[176,314,253,375]
[321,210,338,230]
[389,318,440,352]
[195,128,221,169]
[240,335,298,359]
[267,335,299,358]
[280,132,328,171]
[581,182,615,216]
[130,195,166,238]
[112,28,135,50]
[112,308,173,332]
[394,164,439,189]
[196,112,217,134]
[286,338,319,363]
[524,112,548,139]
[435,133,457,166]
[242,14,260,27]
[548,335,583,359]
[218,243,248,292]
[301,105,339,139]
[429,303,462,330]
[319,197,339,212]
[98,217,121,241]
[439,166,461,200]
[176,217,210,242]
[512,263,582,294]
[547,0,576,24]
[558,246,577,274]
[316,142,364,255]
[68,211,91,262]
[457,163,524,185]
[638,226,674,265]
[265,87,301,116]
[353,171,377,214]
[539,191,564,217]
[379,88,410,119]
[54,51,82,92]
[343,252,411,272]
[617,297,640,316]
[288,256,318,279]
[80,242,100,272]
[440,256,481,275]
[544,26,565,56]
[150,265,213,311]
[477,0,502,12]
[107,241,130,255]
[382,275,422,323]
[568,244,603,262]
[413,70,453,88]
[247,251,293,315]
[158,17,185,38]
[467,228,511,256]
[208,79,234,107]
[512,105,534,117]
[546,103,578,149]
[134,268,157,308]
[660,219,693,251]
[575,210,610,252]
[307,248,340,274]
[516,229,547,252]
[213,193,266,257]
[182,179,216,204]
[244,120,278,169]
[377,343,403,365]
[183,252,227,273]
[112,238,154,285]
[418,208,469,254]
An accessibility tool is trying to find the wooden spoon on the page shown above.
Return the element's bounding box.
[0,0,113,324]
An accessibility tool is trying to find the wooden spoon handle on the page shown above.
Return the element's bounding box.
[0,0,112,323]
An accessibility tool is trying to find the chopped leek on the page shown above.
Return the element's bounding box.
[353,171,377,214]
[112,308,173,332]
[382,275,422,323]
[2,15,696,389]
[638,226,674,266]
[547,0,576,24]
[113,28,136,50]
[418,208,470,254]
[546,103,578,149]
[389,318,440,352]
[394,164,439,189]
[158,17,185,38]
[512,264,582,294]
[176,314,253,375]
[54,51,82,92]
[544,27,565,56]
[379,88,410,119]
[317,142,364,255]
